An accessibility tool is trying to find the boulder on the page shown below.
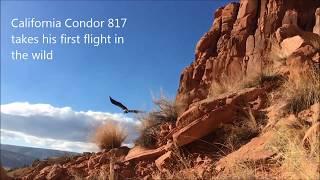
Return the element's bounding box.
[282,10,298,27]
[174,88,267,146]
[286,44,318,81]
[275,25,301,43]
[313,8,320,35]
[215,131,276,173]
[124,143,172,162]
[280,35,305,56]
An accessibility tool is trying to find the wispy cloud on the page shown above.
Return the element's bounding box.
[1,102,140,152]
[1,129,98,153]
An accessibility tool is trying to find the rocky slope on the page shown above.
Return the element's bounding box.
[3,0,320,179]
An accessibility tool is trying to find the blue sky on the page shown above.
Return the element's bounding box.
[1,0,234,152]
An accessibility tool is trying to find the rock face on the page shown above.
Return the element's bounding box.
[176,0,320,113]
[173,87,267,146]
[215,131,276,173]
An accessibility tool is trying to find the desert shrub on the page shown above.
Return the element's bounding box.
[93,122,127,150]
[266,118,320,179]
[242,67,283,89]
[302,121,320,157]
[196,108,263,159]
[134,121,158,148]
[282,70,320,114]
[213,108,262,154]
[152,97,178,122]
[135,96,178,148]
[227,109,260,150]
[134,113,163,148]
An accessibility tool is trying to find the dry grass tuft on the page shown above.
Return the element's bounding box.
[301,31,320,50]
[208,77,240,97]
[151,147,209,179]
[243,67,283,89]
[134,120,158,148]
[209,68,282,98]
[221,108,261,153]
[281,70,320,114]
[302,121,320,156]
[215,160,259,180]
[266,118,320,179]
[135,95,178,148]
[92,122,127,150]
[150,96,179,123]
[197,108,263,159]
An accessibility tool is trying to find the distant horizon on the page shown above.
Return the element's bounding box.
[1,143,79,153]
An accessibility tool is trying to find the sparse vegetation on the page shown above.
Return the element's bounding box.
[209,67,282,98]
[135,95,178,148]
[225,108,261,151]
[208,108,263,155]
[268,34,320,114]
[135,120,158,148]
[266,117,320,180]
[151,147,209,179]
[209,77,240,97]
[215,161,259,180]
[93,122,127,150]
[281,70,320,114]
[243,67,283,89]
[303,121,320,157]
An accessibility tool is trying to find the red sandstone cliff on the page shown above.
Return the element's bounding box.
[176,0,320,113]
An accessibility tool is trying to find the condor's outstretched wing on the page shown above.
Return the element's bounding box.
[109,96,128,111]
[127,110,145,114]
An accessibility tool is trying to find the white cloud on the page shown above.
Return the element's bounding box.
[1,129,98,153]
[1,102,141,152]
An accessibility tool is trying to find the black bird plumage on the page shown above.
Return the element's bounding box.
[109,96,143,114]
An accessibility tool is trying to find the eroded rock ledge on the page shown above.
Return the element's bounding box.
[176,0,320,113]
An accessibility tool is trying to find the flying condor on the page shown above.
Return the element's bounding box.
[109,96,143,114]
